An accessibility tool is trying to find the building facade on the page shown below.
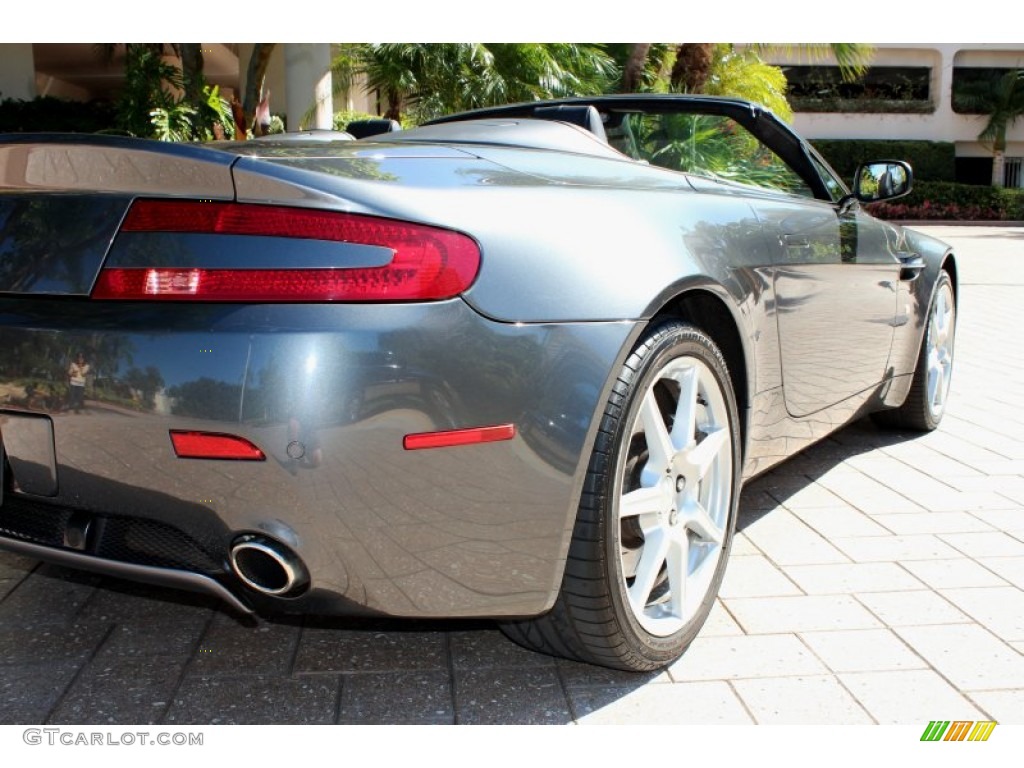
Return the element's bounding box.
[764,44,1024,187]
[3,42,1022,185]
[0,43,374,131]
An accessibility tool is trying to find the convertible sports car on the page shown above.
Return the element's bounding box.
[0,95,956,671]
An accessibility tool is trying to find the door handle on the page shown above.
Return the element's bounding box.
[898,253,926,281]
[782,234,810,248]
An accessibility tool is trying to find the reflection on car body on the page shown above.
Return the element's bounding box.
[0,95,956,670]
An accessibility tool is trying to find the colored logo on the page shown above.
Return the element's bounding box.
[921,721,997,742]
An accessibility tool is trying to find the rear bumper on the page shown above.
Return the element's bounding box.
[0,296,636,618]
[0,534,253,615]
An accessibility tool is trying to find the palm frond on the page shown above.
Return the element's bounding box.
[330,43,617,123]
[955,69,1024,150]
[704,45,793,122]
[754,43,874,82]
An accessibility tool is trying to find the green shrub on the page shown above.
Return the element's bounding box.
[812,139,956,183]
[0,96,118,133]
[868,181,1024,221]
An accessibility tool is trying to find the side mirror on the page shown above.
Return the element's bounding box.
[853,160,913,203]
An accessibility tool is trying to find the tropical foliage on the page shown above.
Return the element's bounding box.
[98,44,234,141]
[614,44,871,96]
[320,43,870,126]
[111,43,876,141]
[330,43,617,123]
[619,112,810,194]
[113,44,180,138]
[953,69,1024,187]
[150,85,234,142]
[701,45,793,122]
[753,44,873,83]
[606,44,674,93]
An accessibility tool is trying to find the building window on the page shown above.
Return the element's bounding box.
[784,66,933,113]
[955,157,993,186]
[1006,158,1023,189]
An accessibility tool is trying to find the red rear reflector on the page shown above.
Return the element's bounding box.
[403,424,516,451]
[96,200,480,302]
[170,431,266,461]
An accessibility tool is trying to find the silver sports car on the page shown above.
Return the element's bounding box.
[0,95,956,671]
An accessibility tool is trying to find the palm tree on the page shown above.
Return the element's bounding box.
[701,45,792,121]
[179,43,205,112]
[357,43,440,121]
[331,43,617,124]
[671,44,715,92]
[479,44,617,104]
[955,69,1024,187]
[622,44,652,92]
[619,43,873,95]
[242,43,277,133]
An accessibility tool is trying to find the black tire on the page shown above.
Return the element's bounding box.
[501,320,741,671]
[874,271,956,432]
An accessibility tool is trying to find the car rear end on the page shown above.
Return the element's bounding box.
[0,134,635,620]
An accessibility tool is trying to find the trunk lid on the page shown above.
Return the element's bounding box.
[0,135,236,295]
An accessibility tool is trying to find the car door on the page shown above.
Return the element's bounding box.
[614,104,901,417]
[757,194,900,417]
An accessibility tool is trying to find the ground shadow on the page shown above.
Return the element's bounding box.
[736,417,924,532]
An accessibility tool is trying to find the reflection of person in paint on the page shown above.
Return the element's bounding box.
[67,352,89,413]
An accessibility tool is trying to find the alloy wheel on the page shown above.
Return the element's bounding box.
[926,280,955,419]
[616,355,733,637]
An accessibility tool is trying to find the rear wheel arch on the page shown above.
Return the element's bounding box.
[501,318,742,670]
[650,289,751,462]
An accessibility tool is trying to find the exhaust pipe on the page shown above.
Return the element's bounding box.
[229,534,309,597]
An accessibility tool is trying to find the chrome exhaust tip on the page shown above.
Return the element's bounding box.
[229,534,309,597]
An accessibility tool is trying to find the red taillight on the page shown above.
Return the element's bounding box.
[95,200,480,302]
[170,430,266,461]
[403,424,516,451]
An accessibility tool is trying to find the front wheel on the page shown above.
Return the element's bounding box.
[875,271,956,431]
[501,321,741,671]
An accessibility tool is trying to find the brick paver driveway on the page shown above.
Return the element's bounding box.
[1,225,1021,725]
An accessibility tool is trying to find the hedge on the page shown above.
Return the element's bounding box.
[0,96,118,134]
[812,139,956,183]
[867,181,1024,221]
